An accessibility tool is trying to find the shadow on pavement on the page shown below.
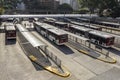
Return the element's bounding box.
[55,44,74,55]
[0,30,5,33]
[31,61,44,71]
[5,39,16,45]
[107,47,120,56]
[37,32,74,55]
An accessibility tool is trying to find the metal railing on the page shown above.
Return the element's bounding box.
[18,31,62,67]
[40,46,61,67]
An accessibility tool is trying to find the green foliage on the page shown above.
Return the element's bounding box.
[57,3,73,11]
[23,0,51,10]
[78,0,120,18]
[110,6,120,18]
[0,7,5,14]
[78,0,100,13]
[74,8,89,14]
[0,0,20,14]
[1,0,20,9]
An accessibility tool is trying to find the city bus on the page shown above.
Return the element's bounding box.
[44,20,69,31]
[54,21,69,30]
[68,25,92,37]
[88,31,115,47]
[34,22,68,45]
[5,24,16,40]
[68,25,114,47]
[84,24,102,31]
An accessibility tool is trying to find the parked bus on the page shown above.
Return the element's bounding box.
[68,25,115,47]
[44,20,55,25]
[44,20,70,31]
[84,24,102,31]
[44,19,115,47]
[70,17,120,28]
[88,31,115,47]
[69,25,92,37]
[5,23,16,40]
[34,22,68,45]
[95,21,120,28]
[54,21,69,30]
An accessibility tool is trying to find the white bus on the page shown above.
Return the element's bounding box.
[5,23,16,40]
[34,22,68,45]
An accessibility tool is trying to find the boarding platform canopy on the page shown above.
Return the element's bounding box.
[16,24,47,47]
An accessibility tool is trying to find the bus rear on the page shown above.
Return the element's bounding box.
[5,25,16,40]
[106,37,115,47]
[58,34,68,45]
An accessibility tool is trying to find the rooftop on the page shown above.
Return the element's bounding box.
[71,25,92,31]
[48,28,67,35]
[35,22,67,35]
[6,25,16,30]
[89,31,113,38]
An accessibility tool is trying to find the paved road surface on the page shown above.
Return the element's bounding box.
[0,32,75,80]
[31,31,120,80]
[1,22,120,80]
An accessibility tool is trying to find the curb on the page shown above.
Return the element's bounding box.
[29,55,70,77]
[78,49,117,64]
[68,43,117,64]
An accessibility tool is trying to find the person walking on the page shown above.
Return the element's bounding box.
[106,52,109,58]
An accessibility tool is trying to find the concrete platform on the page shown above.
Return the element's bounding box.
[67,40,116,63]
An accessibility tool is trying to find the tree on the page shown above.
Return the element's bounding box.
[23,0,51,10]
[97,0,120,17]
[0,0,20,14]
[2,0,20,9]
[57,3,73,11]
[0,0,5,14]
[0,7,5,15]
[78,0,120,18]
[78,0,100,13]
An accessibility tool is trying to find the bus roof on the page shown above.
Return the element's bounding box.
[6,25,16,31]
[35,22,54,29]
[35,22,67,35]
[48,28,67,35]
[71,21,85,26]
[16,24,28,32]
[71,25,92,31]
[5,22,14,26]
[100,21,120,26]
[45,17,56,21]
[89,31,114,38]
[55,21,67,25]
[85,24,98,28]
[77,18,89,21]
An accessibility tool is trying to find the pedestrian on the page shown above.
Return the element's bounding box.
[106,52,109,58]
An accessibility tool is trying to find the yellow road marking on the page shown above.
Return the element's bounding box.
[29,55,37,61]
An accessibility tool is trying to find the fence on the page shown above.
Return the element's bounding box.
[18,31,62,67]
[40,46,61,67]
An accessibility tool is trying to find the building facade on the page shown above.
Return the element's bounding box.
[70,0,79,10]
